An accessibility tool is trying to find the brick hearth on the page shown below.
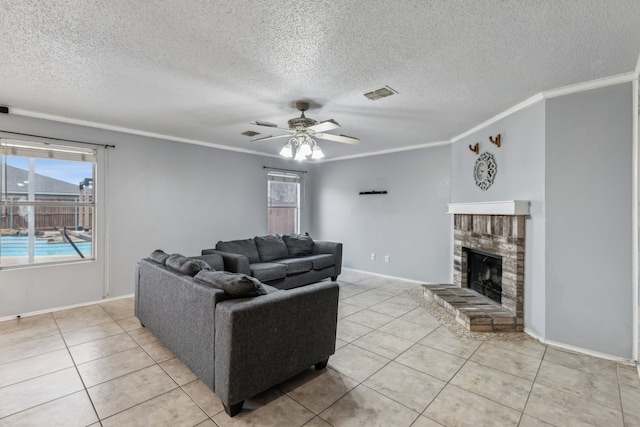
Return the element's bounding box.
[427,212,526,332]
[423,284,517,332]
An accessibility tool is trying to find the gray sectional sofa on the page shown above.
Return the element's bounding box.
[134,251,339,417]
[202,234,342,289]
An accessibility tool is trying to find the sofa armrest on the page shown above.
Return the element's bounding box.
[214,281,339,408]
[312,241,343,276]
[201,249,251,275]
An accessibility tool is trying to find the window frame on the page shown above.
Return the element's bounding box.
[1,138,97,269]
[267,171,302,235]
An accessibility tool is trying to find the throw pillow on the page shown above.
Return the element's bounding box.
[165,254,202,277]
[190,254,224,271]
[216,239,261,264]
[149,249,170,265]
[194,270,268,298]
[254,235,289,262]
[283,234,314,256]
[191,258,214,272]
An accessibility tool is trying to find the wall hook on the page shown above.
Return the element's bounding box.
[469,143,479,155]
[489,134,501,147]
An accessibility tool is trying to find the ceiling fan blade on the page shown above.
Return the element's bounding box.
[251,134,291,143]
[251,122,291,132]
[308,119,340,133]
[315,133,360,145]
[252,121,278,127]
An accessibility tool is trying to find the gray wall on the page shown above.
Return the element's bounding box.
[451,101,546,337]
[309,145,451,282]
[545,83,633,358]
[0,113,305,316]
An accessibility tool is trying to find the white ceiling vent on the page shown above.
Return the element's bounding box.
[242,130,260,137]
[364,86,398,101]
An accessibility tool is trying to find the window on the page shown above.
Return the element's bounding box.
[1,139,96,268]
[267,172,301,234]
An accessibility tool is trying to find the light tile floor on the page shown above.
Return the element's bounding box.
[1,270,639,426]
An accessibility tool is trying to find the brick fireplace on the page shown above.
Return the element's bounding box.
[424,201,528,332]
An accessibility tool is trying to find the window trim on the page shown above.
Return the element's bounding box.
[1,139,97,268]
[267,171,302,235]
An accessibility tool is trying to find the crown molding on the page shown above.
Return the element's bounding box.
[319,140,451,163]
[8,108,281,159]
[451,94,544,143]
[9,55,640,163]
[451,68,638,144]
[541,71,636,99]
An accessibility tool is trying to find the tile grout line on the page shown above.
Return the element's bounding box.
[515,344,550,427]
[419,339,483,423]
[77,304,200,425]
[415,299,542,424]
[55,307,103,426]
[108,301,222,425]
[343,288,449,423]
[618,366,632,427]
[3,284,638,426]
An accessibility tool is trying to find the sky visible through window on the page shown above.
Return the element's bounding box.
[4,156,92,185]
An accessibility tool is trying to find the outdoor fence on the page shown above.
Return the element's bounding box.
[0,205,93,231]
[268,207,297,235]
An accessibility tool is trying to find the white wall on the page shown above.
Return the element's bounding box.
[0,113,304,317]
[2,82,636,361]
[309,146,451,283]
[451,101,547,337]
[545,83,634,358]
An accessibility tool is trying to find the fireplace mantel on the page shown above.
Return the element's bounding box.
[447,200,530,215]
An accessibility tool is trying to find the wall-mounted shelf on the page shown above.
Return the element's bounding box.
[359,191,388,195]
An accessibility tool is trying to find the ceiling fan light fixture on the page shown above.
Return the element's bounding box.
[279,141,293,157]
[299,141,312,157]
[311,144,324,159]
[256,99,358,160]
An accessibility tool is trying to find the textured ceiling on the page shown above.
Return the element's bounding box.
[1,1,640,160]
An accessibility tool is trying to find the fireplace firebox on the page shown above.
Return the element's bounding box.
[466,249,502,304]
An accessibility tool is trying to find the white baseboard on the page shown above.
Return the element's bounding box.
[341,267,426,285]
[0,293,134,323]
[524,328,637,366]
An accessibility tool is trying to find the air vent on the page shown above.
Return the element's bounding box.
[364,85,398,101]
[242,130,260,137]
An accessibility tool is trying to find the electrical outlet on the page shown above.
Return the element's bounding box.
[384,255,390,263]
[370,253,376,261]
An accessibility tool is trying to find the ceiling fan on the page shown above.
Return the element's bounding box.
[251,101,360,160]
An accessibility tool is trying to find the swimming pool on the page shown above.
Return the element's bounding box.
[0,236,92,257]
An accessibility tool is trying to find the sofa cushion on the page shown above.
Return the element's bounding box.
[255,235,289,262]
[303,254,335,270]
[250,262,287,282]
[166,254,202,276]
[194,270,268,298]
[283,234,314,256]
[216,239,261,264]
[190,254,224,271]
[149,249,170,265]
[274,258,313,275]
